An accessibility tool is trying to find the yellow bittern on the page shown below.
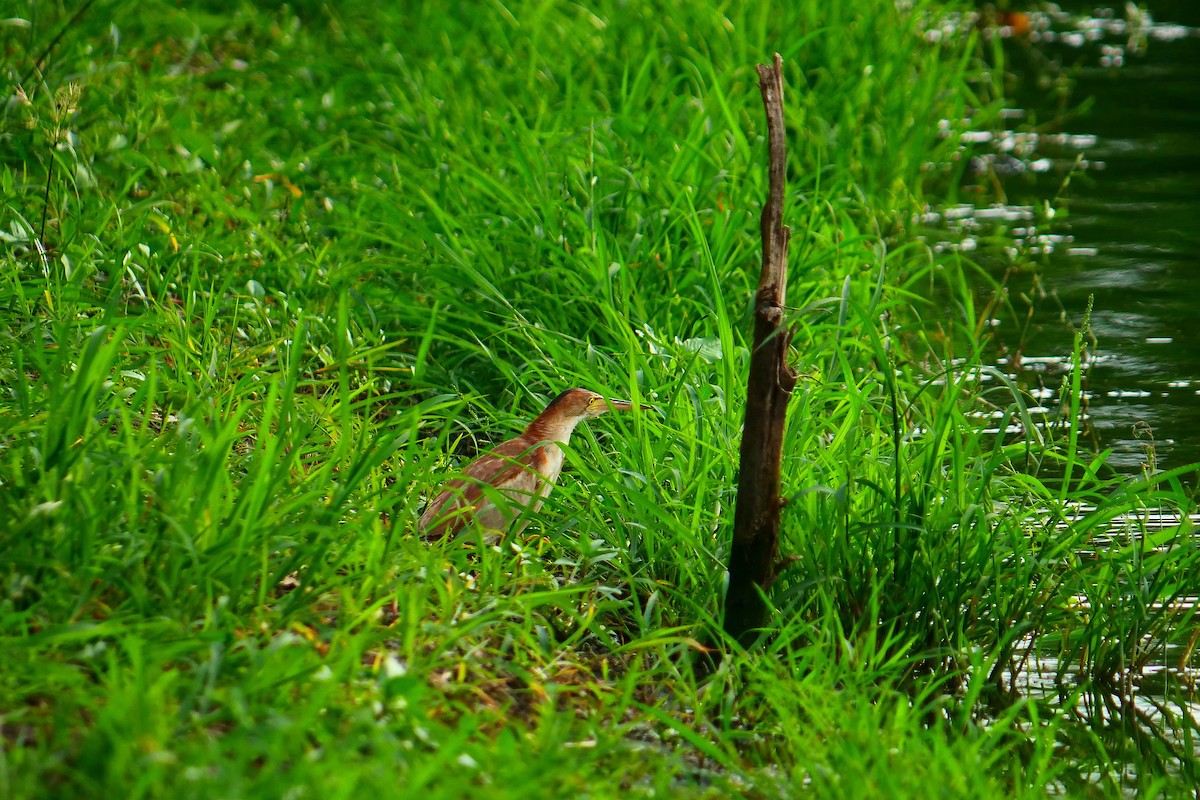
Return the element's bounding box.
[418,388,635,540]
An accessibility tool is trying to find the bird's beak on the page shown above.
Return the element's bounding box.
[603,397,635,412]
[589,395,660,417]
[596,397,663,416]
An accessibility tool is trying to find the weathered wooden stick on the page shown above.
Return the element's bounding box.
[723,53,798,647]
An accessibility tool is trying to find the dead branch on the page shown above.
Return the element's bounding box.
[723,53,798,647]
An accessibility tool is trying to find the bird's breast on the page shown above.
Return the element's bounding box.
[530,442,565,489]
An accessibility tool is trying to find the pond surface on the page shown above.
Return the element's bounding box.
[956,7,1200,784]
[987,1,1200,473]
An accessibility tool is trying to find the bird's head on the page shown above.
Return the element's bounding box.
[545,388,635,421]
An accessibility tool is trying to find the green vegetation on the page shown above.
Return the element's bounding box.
[2,1,1197,797]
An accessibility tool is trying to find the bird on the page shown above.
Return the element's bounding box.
[418,388,636,540]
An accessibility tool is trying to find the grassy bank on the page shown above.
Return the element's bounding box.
[2,1,1198,797]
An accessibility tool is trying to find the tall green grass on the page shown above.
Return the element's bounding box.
[2,1,1197,797]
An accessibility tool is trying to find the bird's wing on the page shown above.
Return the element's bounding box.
[419,439,546,539]
[460,438,533,481]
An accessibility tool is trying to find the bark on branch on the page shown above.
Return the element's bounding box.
[723,53,798,647]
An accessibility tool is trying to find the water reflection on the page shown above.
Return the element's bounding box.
[911,8,1200,788]
[926,2,1200,472]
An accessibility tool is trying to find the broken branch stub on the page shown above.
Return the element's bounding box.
[723,53,798,647]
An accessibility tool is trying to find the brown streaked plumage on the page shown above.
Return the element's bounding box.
[418,389,636,540]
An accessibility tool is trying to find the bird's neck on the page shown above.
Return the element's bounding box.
[524,413,583,446]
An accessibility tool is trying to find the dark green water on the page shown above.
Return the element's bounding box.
[995,3,1200,472]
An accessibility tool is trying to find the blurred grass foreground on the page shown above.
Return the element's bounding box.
[2,1,1198,798]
